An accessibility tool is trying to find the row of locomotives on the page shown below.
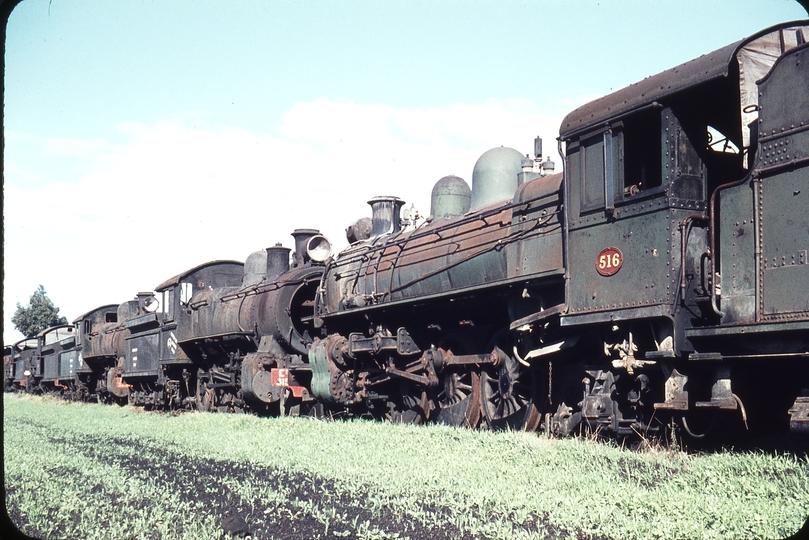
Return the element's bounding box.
[142,229,331,415]
[6,325,81,398]
[554,20,809,446]
[37,325,82,398]
[309,20,809,446]
[3,305,130,402]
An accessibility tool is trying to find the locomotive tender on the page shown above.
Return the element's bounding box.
[6,21,808,443]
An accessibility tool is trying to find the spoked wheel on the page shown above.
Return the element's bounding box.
[480,334,540,431]
[386,387,429,424]
[435,369,481,428]
[433,331,482,428]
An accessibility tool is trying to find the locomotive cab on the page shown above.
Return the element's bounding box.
[560,21,809,439]
[560,22,809,354]
[37,325,78,393]
[10,337,38,390]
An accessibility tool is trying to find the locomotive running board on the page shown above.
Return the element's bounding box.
[686,320,809,338]
[509,303,565,331]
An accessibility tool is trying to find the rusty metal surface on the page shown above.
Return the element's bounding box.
[155,260,244,292]
[319,173,564,318]
[560,40,739,140]
[11,338,38,384]
[37,325,76,383]
[74,304,126,362]
[788,397,809,435]
[182,264,322,356]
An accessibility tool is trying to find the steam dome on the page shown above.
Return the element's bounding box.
[470,146,523,211]
[430,175,471,219]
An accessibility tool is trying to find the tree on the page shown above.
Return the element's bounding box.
[11,285,68,338]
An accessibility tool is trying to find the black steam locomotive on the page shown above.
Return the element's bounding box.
[7,21,809,444]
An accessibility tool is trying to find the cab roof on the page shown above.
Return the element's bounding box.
[560,20,809,140]
[155,260,243,292]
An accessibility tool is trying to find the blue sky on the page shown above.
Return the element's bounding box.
[4,0,808,343]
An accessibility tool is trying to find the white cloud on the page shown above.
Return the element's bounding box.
[3,98,570,344]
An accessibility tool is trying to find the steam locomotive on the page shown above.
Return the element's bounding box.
[7,21,809,444]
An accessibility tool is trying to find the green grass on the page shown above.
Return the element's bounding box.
[4,393,808,539]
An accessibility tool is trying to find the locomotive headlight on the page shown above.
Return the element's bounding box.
[306,235,332,263]
[23,370,32,377]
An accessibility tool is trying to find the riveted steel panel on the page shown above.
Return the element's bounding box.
[718,181,757,323]
[42,351,59,381]
[756,43,809,320]
[58,349,82,379]
[125,333,160,376]
[757,42,809,148]
[566,204,677,316]
[506,173,564,278]
[759,168,809,319]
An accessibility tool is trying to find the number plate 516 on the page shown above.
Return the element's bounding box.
[596,247,623,276]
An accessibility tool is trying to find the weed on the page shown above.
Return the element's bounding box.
[4,393,809,540]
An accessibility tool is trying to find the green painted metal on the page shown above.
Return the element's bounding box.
[470,146,523,211]
[430,175,471,219]
[308,339,333,403]
[756,43,809,322]
[718,182,756,323]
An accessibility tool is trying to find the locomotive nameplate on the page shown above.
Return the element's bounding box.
[596,247,623,276]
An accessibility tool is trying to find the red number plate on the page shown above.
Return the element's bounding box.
[596,247,623,276]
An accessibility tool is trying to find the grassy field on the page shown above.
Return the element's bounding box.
[3,393,808,540]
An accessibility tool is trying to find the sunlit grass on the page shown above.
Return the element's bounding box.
[4,393,808,539]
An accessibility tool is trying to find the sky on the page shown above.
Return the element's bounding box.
[3,0,808,344]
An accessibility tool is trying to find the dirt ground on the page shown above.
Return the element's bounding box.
[4,430,583,540]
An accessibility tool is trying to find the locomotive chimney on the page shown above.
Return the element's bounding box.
[291,228,320,266]
[368,196,405,238]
